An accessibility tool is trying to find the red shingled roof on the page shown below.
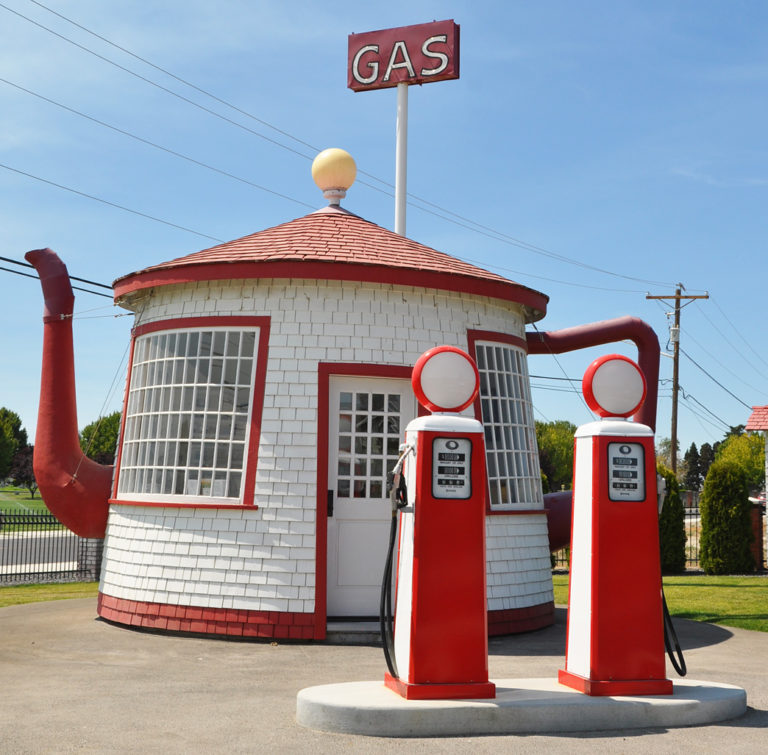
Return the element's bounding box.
[746,405,768,431]
[113,206,548,321]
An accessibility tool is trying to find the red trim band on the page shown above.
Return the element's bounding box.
[98,593,318,640]
[108,499,257,511]
[488,601,554,636]
[486,508,546,517]
[113,261,549,321]
[98,593,554,638]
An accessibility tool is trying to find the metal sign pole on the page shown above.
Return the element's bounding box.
[395,82,408,236]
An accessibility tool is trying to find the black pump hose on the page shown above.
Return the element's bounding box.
[662,591,687,676]
[380,508,399,679]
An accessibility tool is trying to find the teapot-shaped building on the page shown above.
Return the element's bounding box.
[28,149,659,640]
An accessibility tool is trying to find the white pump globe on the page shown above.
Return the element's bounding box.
[416,349,479,412]
[586,356,646,417]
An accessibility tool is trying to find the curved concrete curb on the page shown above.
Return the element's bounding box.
[296,678,747,737]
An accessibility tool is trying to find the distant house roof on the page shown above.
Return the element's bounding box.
[112,205,548,322]
[745,405,768,431]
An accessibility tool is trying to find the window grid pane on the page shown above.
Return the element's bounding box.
[336,391,402,501]
[475,342,542,507]
[118,328,258,501]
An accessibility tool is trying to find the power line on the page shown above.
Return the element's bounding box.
[0,262,111,298]
[683,326,768,397]
[1,1,680,291]
[0,255,111,290]
[689,298,768,386]
[0,162,224,243]
[711,295,768,373]
[678,384,732,430]
[679,347,752,410]
[678,399,730,435]
[647,286,710,472]
[26,0,322,154]
[0,77,316,211]
[0,2,316,162]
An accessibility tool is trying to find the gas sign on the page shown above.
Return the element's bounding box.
[348,20,460,92]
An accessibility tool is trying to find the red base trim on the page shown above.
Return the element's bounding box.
[98,593,317,640]
[488,600,554,636]
[97,595,554,641]
[384,673,496,700]
[558,669,673,697]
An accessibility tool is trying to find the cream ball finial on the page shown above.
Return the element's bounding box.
[312,148,356,205]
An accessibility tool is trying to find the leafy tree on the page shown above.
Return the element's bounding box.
[9,446,37,499]
[682,443,701,491]
[699,459,754,574]
[0,408,27,479]
[535,420,576,493]
[655,437,679,474]
[699,442,715,479]
[715,432,764,493]
[724,424,746,440]
[0,408,27,449]
[0,424,14,480]
[657,463,686,573]
[79,411,121,465]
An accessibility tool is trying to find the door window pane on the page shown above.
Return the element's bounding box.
[335,386,408,501]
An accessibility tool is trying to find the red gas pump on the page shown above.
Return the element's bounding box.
[559,355,673,696]
[382,346,495,700]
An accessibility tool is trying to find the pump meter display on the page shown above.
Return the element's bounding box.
[432,437,472,499]
[607,442,645,501]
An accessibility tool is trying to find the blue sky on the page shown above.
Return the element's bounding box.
[1,0,766,458]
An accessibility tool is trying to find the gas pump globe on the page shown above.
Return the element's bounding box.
[383,346,496,700]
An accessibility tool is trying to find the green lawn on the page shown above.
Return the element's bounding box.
[552,574,768,633]
[0,582,99,607]
[2,577,766,633]
[0,485,49,514]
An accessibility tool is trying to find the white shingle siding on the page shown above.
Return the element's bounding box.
[101,278,552,615]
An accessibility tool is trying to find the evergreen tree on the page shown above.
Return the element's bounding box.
[657,463,687,573]
[699,442,715,479]
[699,459,754,574]
[682,442,702,491]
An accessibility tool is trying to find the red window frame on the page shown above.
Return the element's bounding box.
[111,315,270,510]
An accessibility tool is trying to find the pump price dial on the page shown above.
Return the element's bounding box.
[607,442,645,501]
[432,437,472,499]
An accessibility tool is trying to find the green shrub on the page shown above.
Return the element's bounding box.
[657,463,686,574]
[699,459,754,575]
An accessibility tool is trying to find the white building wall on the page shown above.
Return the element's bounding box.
[101,279,553,614]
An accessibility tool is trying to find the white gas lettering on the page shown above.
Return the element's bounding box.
[383,40,416,82]
[420,34,448,76]
[352,44,380,85]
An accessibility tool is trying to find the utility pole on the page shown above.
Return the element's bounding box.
[646,285,709,474]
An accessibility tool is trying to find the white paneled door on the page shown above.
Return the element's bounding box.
[326,376,416,617]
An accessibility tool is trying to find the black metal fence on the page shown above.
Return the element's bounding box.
[0,509,102,584]
[552,496,766,572]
